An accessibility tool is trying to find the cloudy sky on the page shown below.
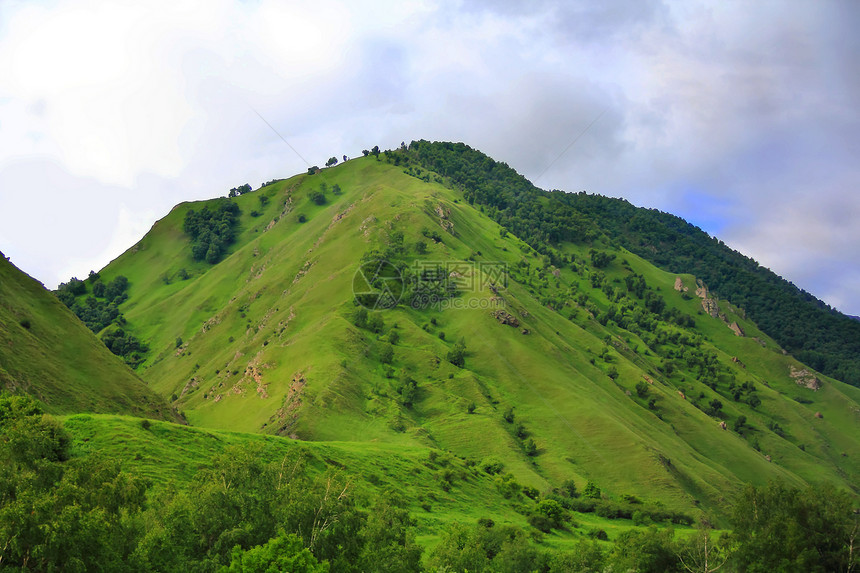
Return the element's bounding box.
[1,0,858,314]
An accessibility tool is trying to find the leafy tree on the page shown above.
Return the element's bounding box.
[104,275,129,302]
[730,482,859,572]
[746,393,761,409]
[583,481,601,499]
[206,241,224,264]
[101,327,149,366]
[136,444,309,569]
[62,277,87,296]
[611,526,682,572]
[366,313,384,333]
[356,494,423,573]
[310,191,327,205]
[428,522,540,573]
[524,438,537,456]
[707,398,723,416]
[546,540,606,572]
[183,199,240,264]
[589,249,616,268]
[514,422,527,439]
[379,343,394,364]
[636,381,650,397]
[222,530,328,572]
[0,393,147,572]
[325,157,338,168]
[353,308,368,328]
[228,183,252,197]
[396,373,417,407]
[560,479,578,498]
[480,457,504,475]
[447,338,467,368]
[92,280,106,298]
[535,499,565,529]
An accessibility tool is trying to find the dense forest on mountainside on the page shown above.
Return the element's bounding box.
[182,198,241,264]
[563,194,860,386]
[55,273,149,366]
[396,140,860,387]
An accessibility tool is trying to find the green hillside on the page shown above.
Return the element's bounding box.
[400,140,860,387]
[61,412,662,548]
[0,254,175,419]
[6,141,860,571]
[82,151,860,520]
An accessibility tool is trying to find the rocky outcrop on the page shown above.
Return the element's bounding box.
[696,279,720,317]
[435,203,454,233]
[701,298,719,317]
[729,322,745,337]
[790,366,822,391]
[270,372,306,437]
[492,309,520,327]
[674,277,688,292]
[359,215,377,237]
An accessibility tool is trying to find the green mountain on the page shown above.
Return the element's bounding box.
[0,253,175,419]
[69,143,860,520]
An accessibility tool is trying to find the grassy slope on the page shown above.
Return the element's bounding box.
[0,255,175,419]
[62,413,684,549]
[94,156,860,518]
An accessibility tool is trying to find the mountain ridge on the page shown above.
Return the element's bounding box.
[398,140,860,386]
[66,147,859,518]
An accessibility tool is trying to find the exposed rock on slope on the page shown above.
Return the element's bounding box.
[492,309,520,327]
[790,365,822,391]
[696,279,720,317]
